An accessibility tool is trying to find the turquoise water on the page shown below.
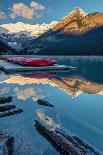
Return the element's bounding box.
[0,56,103,154]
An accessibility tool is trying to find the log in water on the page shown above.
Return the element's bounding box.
[0,109,23,118]
[0,97,12,104]
[35,120,101,155]
[37,99,54,107]
[0,105,16,112]
[0,131,14,155]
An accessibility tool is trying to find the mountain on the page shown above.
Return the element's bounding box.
[0,38,16,54]
[0,21,58,51]
[26,8,103,55]
[1,21,58,35]
[0,27,17,54]
[52,7,87,32]
[1,31,34,51]
[0,26,9,34]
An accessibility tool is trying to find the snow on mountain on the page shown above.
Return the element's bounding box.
[26,8,103,55]
[60,7,87,22]
[0,21,58,51]
[53,7,88,32]
[68,7,87,17]
[1,21,58,37]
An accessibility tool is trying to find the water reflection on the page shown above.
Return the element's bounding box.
[0,56,103,154]
[2,74,103,98]
[0,87,9,95]
[37,110,60,130]
[14,87,35,101]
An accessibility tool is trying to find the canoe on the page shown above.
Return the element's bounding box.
[5,57,57,67]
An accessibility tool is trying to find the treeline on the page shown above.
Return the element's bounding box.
[26,26,103,55]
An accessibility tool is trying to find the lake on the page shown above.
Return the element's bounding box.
[0,56,103,154]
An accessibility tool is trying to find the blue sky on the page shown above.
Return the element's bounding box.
[0,0,103,24]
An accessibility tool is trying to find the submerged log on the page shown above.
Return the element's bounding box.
[0,105,16,112]
[37,99,54,107]
[0,131,14,155]
[56,130,101,155]
[0,97,12,104]
[35,120,101,155]
[5,136,14,155]
[0,109,23,118]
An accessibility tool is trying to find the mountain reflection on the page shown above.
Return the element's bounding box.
[2,74,103,98]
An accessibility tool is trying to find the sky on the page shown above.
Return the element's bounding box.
[0,0,103,25]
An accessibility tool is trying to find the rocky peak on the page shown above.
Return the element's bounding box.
[52,7,103,33]
[52,8,88,32]
[68,7,87,18]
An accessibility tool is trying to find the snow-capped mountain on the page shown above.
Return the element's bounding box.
[1,21,58,36]
[26,7,103,55]
[0,21,58,51]
[1,31,34,51]
[68,7,87,17]
[52,7,88,32]
[1,7,103,55]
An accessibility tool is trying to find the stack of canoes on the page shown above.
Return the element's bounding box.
[1,57,57,67]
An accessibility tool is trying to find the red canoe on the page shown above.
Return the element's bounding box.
[5,57,57,67]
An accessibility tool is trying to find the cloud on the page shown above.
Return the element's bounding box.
[30,2,45,11]
[10,2,45,20]
[0,11,6,19]
[0,87,9,94]
[10,3,36,19]
[14,87,35,101]
[37,110,60,129]
[32,95,45,101]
